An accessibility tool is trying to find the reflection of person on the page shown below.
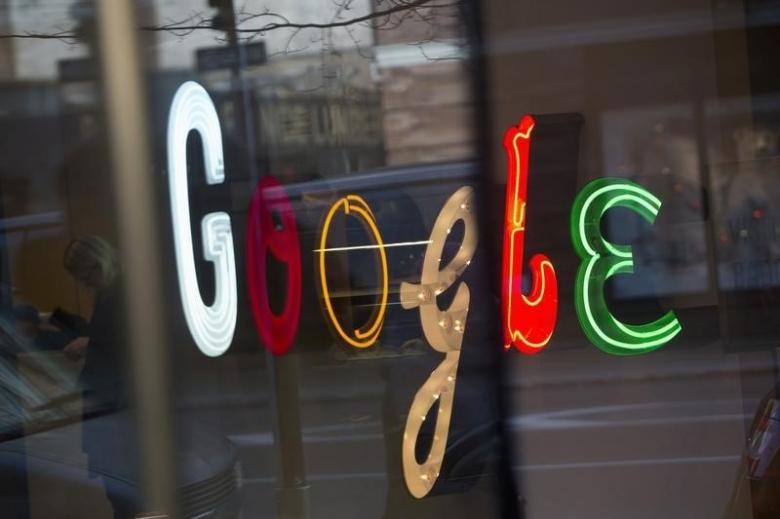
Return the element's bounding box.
[63,235,126,408]
[63,236,134,517]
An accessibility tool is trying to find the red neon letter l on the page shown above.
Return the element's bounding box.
[501,115,558,354]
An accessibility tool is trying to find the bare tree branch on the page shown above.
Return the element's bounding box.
[0,0,462,55]
[0,30,79,43]
[139,0,441,34]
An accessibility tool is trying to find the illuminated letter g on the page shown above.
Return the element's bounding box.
[167,81,237,357]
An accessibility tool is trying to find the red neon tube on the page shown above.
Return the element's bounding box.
[246,176,302,355]
[501,115,559,354]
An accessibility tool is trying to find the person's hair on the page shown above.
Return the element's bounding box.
[63,236,118,289]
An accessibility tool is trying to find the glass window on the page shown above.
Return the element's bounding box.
[483,0,780,518]
[1,0,780,518]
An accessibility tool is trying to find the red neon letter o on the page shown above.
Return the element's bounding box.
[246,176,302,355]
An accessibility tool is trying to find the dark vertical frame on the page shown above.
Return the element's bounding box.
[461,0,522,516]
[94,0,177,515]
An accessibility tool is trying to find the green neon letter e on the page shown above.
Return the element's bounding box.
[570,177,682,355]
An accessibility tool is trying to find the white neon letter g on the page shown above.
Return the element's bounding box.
[167,81,237,357]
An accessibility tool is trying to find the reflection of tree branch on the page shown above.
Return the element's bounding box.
[153,12,210,37]
[237,9,291,27]
[0,30,78,43]
[0,0,461,49]
[345,25,373,59]
[140,0,443,34]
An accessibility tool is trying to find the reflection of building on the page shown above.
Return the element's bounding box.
[0,0,479,314]
[256,92,384,175]
[371,2,475,165]
[154,0,374,70]
[0,4,113,315]
[0,1,86,80]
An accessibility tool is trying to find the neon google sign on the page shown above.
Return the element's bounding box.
[501,115,682,356]
[166,82,682,498]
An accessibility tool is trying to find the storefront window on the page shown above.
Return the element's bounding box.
[0,0,779,518]
[484,1,780,517]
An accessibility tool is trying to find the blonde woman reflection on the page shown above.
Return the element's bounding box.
[63,236,135,518]
[63,236,125,406]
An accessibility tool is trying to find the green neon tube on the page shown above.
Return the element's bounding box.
[570,178,682,355]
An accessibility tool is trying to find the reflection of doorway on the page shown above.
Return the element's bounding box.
[8,219,80,314]
[600,103,713,302]
[705,96,780,353]
[0,112,115,317]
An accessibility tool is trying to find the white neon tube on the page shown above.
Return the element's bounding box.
[167,81,237,357]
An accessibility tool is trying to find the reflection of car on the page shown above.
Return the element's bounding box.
[743,393,780,519]
[0,410,242,518]
[283,162,502,498]
[281,161,480,355]
[726,392,780,519]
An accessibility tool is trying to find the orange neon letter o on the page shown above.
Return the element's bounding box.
[318,195,389,348]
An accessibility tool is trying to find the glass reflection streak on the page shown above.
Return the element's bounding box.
[167,81,237,357]
[400,186,477,498]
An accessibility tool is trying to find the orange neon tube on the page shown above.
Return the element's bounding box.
[318,195,388,348]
